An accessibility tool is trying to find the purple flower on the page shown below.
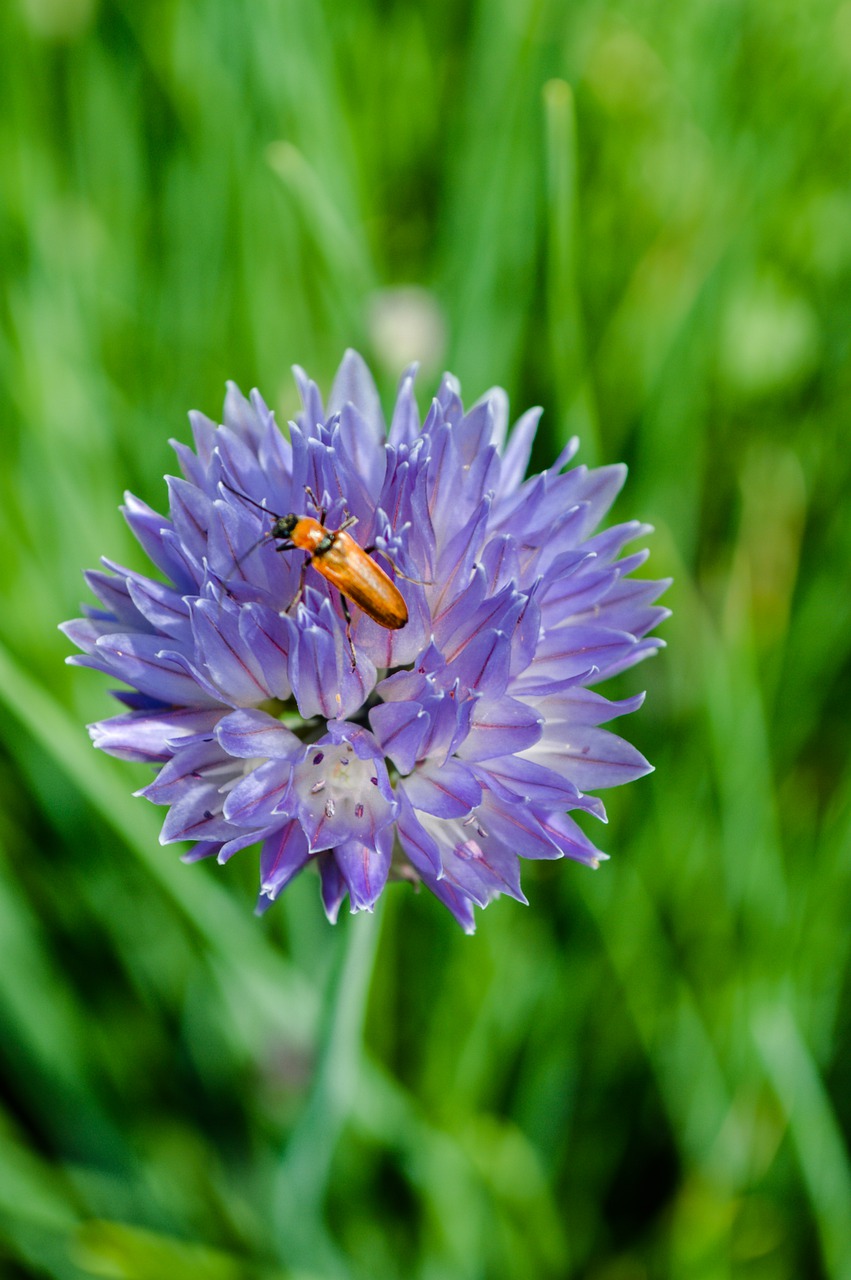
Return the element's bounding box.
[62,351,669,932]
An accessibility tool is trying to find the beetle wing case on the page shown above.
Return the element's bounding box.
[318,532,408,629]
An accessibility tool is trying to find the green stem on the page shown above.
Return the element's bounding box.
[273,905,384,1274]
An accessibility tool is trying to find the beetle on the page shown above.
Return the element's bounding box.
[221,482,408,668]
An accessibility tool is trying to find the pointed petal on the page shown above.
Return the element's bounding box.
[455,696,543,763]
[89,707,220,763]
[86,633,220,706]
[403,758,481,819]
[260,821,311,898]
[497,406,542,495]
[318,853,347,923]
[421,875,478,933]
[327,349,386,441]
[395,789,442,875]
[215,708,302,760]
[335,828,393,913]
[369,699,429,774]
[191,599,270,705]
[223,759,293,827]
[529,725,653,790]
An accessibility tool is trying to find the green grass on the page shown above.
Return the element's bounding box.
[1,0,850,1276]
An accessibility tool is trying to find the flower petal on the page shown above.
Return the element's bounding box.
[126,575,192,643]
[526,725,653,790]
[496,406,542,496]
[403,758,482,819]
[292,733,395,853]
[215,708,301,760]
[238,603,293,702]
[395,790,442,875]
[190,599,271,705]
[334,827,393,913]
[455,696,543,763]
[420,874,478,933]
[85,633,221,706]
[369,699,429,774]
[89,706,220,763]
[223,759,294,827]
[122,493,196,592]
[260,821,311,898]
[474,754,586,812]
[318,853,347,924]
[327,348,386,443]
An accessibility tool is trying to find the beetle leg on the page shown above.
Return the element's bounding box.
[283,553,312,613]
[339,593,357,670]
[364,545,432,586]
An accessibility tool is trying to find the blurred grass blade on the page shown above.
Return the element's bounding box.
[543,78,600,464]
[72,1218,313,1280]
[267,141,374,301]
[753,1000,851,1279]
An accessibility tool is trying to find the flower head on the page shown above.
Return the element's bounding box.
[63,351,669,932]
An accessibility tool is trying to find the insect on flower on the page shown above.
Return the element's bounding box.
[222,482,408,668]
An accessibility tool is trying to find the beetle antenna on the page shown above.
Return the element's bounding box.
[232,531,273,572]
[214,481,279,582]
[219,479,283,520]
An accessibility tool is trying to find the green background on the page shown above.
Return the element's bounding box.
[2,0,850,1276]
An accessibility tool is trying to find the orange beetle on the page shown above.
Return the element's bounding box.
[223,483,408,666]
[269,510,408,630]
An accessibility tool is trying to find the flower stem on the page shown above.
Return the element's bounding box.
[273,904,384,1273]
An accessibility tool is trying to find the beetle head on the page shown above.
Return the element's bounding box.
[271,514,298,540]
